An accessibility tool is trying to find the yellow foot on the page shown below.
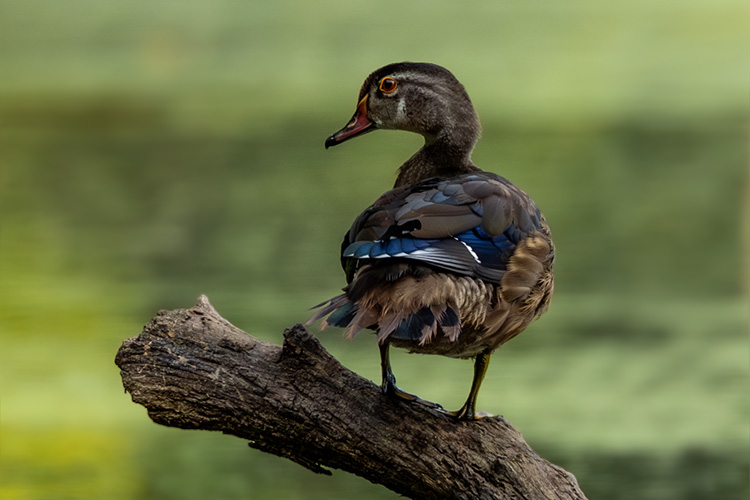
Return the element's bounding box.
[382,382,444,410]
[438,407,507,422]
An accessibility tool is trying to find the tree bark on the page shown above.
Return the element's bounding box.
[115,295,587,500]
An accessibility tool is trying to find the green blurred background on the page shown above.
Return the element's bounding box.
[1,1,747,499]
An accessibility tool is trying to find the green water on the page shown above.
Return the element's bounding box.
[1,1,748,499]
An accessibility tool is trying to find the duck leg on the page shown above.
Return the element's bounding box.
[379,342,442,409]
[442,349,494,421]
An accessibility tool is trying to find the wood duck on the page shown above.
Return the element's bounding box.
[309,62,554,420]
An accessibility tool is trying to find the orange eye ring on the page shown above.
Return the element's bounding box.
[379,77,397,93]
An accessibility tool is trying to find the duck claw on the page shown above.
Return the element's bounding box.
[382,381,444,410]
[437,406,506,422]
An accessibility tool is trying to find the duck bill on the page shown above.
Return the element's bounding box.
[325,95,376,149]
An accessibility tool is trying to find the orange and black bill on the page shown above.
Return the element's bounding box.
[325,95,376,149]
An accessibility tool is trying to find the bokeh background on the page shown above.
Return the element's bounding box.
[1,1,747,499]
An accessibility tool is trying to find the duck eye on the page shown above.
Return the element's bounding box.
[379,77,397,94]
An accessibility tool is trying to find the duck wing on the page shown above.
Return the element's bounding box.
[340,172,547,285]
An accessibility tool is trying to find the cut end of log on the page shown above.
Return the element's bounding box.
[281,323,329,360]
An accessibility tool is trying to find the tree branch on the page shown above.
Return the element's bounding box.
[115,295,587,500]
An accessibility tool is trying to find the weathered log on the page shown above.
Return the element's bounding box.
[115,295,586,500]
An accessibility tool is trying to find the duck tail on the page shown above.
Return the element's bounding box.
[309,292,463,346]
[307,294,354,328]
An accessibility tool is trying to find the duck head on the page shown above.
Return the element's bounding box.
[325,62,481,153]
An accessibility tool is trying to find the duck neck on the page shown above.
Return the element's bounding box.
[394,128,479,187]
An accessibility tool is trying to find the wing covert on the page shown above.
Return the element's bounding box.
[341,172,546,284]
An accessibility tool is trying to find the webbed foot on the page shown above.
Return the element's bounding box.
[381,375,443,410]
[438,405,504,422]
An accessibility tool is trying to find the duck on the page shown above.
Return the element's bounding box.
[309,62,554,420]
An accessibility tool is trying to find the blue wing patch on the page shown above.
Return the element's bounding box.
[451,227,516,270]
[343,238,436,259]
[342,223,523,284]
